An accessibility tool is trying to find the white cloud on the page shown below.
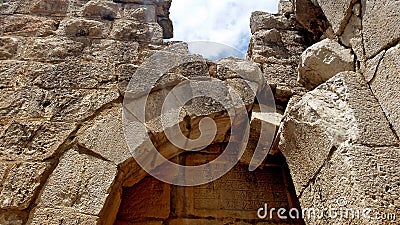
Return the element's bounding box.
[169,0,279,56]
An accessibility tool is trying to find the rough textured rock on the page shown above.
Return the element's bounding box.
[280,72,398,195]
[247,10,311,103]
[369,44,400,138]
[77,106,131,165]
[0,162,50,210]
[36,149,118,216]
[300,144,400,225]
[363,0,400,58]
[298,38,354,89]
[1,0,399,224]
[316,0,356,34]
[0,121,76,161]
[28,208,99,225]
[340,4,363,61]
[292,0,330,38]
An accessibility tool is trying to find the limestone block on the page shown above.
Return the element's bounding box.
[47,88,120,122]
[298,38,354,89]
[31,61,116,89]
[80,0,122,20]
[37,149,118,215]
[77,106,132,165]
[0,87,48,119]
[0,87,119,122]
[123,4,156,22]
[278,0,294,15]
[21,37,86,61]
[16,0,70,16]
[0,121,76,161]
[279,72,398,195]
[316,0,356,34]
[57,18,112,38]
[0,61,28,88]
[300,144,400,225]
[292,0,329,37]
[250,11,289,34]
[370,44,400,138]
[28,208,98,225]
[0,162,50,210]
[340,12,363,60]
[363,0,400,58]
[363,50,385,83]
[83,39,139,64]
[111,19,163,44]
[0,15,58,37]
[0,37,18,60]
[0,210,28,225]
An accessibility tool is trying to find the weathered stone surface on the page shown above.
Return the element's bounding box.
[0,15,58,37]
[80,0,121,20]
[247,11,310,103]
[21,37,86,61]
[57,18,111,38]
[123,4,156,22]
[174,161,291,220]
[340,8,363,60]
[0,210,28,225]
[117,177,170,221]
[300,144,400,225]
[17,0,70,16]
[0,162,50,210]
[298,38,354,89]
[0,37,18,60]
[0,87,48,119]
[316,0,356,34]
[0,61,28,88]
[37,149,118,215]
[77,106,132,165]
[0,87,119,121]
[370,44,400,138]
[364,50,385,83]
[241,111,282,166]
[83,39,140,64]
[292,0,329,38]
[363,0,400,58]
[111,20,163,44]
[31,61,116,89]
[0,121,76,161]
[28,208,98,225]
[280,72,398,195]
[278,0,293,16]
[250,11,290,34]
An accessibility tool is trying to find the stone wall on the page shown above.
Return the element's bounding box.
[0,0,399,224]
[0,0,174,224]
[258,0,400,224]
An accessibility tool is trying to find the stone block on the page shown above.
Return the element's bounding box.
[279,72,398,195]
[0,162,50,210]
[37,149,118,215]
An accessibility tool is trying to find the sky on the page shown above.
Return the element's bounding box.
[169,0,279,60]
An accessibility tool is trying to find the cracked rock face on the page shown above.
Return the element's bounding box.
[279,72,398,195]
[298,38,354,90]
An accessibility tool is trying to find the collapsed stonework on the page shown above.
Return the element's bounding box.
[0,0,399,225]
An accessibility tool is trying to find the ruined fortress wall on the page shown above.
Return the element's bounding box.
[0,0,399,224]
[261,0,399,224]
[0,0,174,223]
